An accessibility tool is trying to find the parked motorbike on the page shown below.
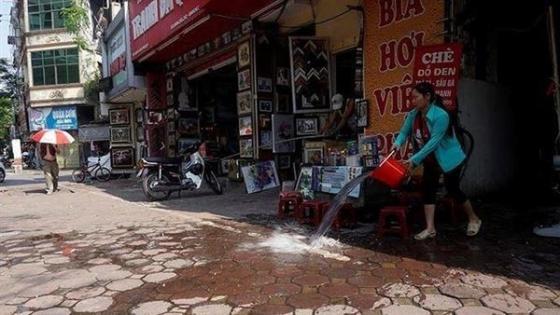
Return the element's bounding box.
[137,140,223,201]
[22,152,36,169]
[0,161,5,183]
[0,155,12,169]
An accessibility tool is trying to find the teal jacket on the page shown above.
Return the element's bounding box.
[394,104,466,173]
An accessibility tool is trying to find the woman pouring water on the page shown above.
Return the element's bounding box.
[392,82,482,240]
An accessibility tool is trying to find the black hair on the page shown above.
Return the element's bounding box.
[413,82,454,135]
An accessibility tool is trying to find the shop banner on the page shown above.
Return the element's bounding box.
[413,43,463,111]
[129,0,210,61]
[364,0,444,159]
[28,106,78,131]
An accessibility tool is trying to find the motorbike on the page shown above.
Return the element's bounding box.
[0,155,12,169]
[0,161,5,183]
[137,140,223,201]
[22,152,36,169]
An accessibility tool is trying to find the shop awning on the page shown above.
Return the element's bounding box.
[130,0,277,63]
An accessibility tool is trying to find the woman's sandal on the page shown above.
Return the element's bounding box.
[414,229,437,240]
[467,220,482,236]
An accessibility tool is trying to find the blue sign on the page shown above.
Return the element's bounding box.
[29,106,78,131]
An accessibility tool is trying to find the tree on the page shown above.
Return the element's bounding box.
[0,58,19,100]
[0,97,14,140]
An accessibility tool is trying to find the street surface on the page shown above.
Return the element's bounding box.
[1,171,559,315]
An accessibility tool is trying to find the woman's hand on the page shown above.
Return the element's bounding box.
[403,160,415,175]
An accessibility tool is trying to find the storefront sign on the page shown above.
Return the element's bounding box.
[364,0,444,159]
[129,0,207,60]
[28,106,78,131]
[413,43,463,111]
[109,27,127,89]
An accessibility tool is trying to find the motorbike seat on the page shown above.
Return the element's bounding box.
[144,157,183,165]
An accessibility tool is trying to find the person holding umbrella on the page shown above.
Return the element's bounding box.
[31,129,75,194]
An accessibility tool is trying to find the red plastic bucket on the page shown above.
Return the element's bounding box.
[370,152,407,189]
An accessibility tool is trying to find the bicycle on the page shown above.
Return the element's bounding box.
[72,156,111,183]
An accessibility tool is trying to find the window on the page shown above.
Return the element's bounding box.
[28,0,72,31]
[31,48,80,86]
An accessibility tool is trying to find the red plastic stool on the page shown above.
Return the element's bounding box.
[377,206,409,239]
[321,202,357,231]
[278,192,303,219]
[297,200,328,225]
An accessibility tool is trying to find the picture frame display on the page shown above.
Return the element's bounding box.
[295,117,319,136]
[277,67,290,86]
[257,77,273,93]
[136,126,145,142]
[238,42,251,68]
[260,130,272,148]
[276,94,290,113]
[356,99,369,128]
[240,138,254,158]
[110,126,131,143]
[237,91,252,115]
[304,147,324,164]
[258,100,273,113]
[278,155,291,170]
[239,116,253,136]
[238,69,251,91]
[135,108,143,124]
[177,118,199,136]
[111,147,135,169]
[259,114,271,129]
[272,114,295,153]
[289,37,332,113]
[109,108,130,125]
[241,160,280,194]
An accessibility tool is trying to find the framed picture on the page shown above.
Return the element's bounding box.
[239,116,253,136]
[111,147,135,169]
[276,94,290,113]
[135,108,143,124]
[166,78,173,92]
[146,111,164,125]
[356,99,369,127]
[241,160,280,194]
[110,126,131,143]
[240,138,253,158]
[272,114,295,153]
[168,133,176,147]
[177,138,198,155]
[289,37,332,113]
[295,117,319,136]
[238,69,251,91]
[109,108,130,125]
[237,91,252,115]
[177,76,196,111]
[258,100,273,113]
[241,21,252,34]
[238,42,251,68]
[177,118,199,136]
[260,130,272,148]
[277,67,290,86]
[295,166,315,200]
[259,114,271,129]
[304,147,324,164]
[278,155,291,170]
[167,121,175,133]
[257,77,273,93]
[136,126,144,142]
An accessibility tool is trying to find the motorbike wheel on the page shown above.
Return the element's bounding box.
[95,167,111,182]
[72,169,86,183]
[0,168,5,183]
[205,170,223,195]
[142,173,171,201]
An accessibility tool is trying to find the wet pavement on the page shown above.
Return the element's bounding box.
[1,172,559,314]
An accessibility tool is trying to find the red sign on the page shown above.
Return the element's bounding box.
[128,0,210,61]
[110,54,126,77]
[413,43,463,111]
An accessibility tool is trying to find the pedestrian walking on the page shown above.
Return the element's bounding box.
[392,82,482,240]
[40,143,59,194]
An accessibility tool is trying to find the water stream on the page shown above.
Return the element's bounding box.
[310,173,371,243]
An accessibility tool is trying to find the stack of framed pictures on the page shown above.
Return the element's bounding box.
[237,41,254,159]
[358,134,380,168]
[109,107,135,169]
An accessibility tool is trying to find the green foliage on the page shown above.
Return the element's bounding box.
[84,73,100,102]
[0,97,14,140]
[0,59,19,100]
[61,0,91,51]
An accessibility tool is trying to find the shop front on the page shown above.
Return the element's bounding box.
[27,105,88,168]
[102,3,146,171]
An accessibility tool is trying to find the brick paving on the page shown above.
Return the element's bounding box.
[0,172,559,314]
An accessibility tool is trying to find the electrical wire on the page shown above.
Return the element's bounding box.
[278,8,354,29]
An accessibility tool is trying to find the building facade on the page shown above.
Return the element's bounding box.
[9,0,101,168]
